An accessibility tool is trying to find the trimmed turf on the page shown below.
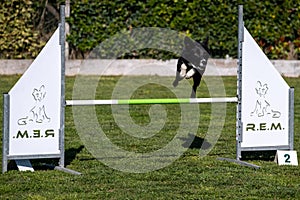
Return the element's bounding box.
[0,75,299,199]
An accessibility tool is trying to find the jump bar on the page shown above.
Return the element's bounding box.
[66,97,238,106]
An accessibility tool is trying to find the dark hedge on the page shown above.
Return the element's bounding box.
[1,0,299,59]
[67,0,300,59]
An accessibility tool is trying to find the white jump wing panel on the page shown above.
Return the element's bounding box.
[241,27,290,148]
[8,28,61,156]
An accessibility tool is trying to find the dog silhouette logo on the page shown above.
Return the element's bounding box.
[18,85,51,125]
[250,81,281,118]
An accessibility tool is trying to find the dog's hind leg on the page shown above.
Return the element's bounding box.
[190,72,202,98]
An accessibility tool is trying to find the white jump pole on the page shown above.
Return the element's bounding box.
[66,97,238,106]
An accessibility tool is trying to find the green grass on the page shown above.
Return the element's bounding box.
[1,75,300,199]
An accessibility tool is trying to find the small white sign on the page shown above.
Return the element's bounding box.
[275,150,298,166]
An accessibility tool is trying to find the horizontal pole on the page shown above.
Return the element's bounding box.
[66,97,238,106]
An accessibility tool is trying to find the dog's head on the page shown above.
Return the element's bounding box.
[182,36,210,69]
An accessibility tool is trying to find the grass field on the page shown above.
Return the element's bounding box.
[0,75,300,199]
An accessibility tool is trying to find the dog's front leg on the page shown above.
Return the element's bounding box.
[173,57,186,87]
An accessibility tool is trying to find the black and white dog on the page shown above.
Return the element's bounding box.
[172,36,209,98]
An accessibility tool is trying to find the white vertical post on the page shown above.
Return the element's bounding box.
[236,5,243,160]
[289,87,294,150]
[59,5,66,168]
[65,0,70,59]
[2,94,9,173]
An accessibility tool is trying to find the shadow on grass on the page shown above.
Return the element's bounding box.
[65,145,85,165]
[241,150,276,161]
[6,145,85,171]
[181,133,211,150]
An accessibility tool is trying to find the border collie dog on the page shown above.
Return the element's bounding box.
[172,36,210,98]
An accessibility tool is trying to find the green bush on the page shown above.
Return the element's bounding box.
[0,0,299,59]
[0,0,63,59]
[67,0,300,59]
[0,0,44,58]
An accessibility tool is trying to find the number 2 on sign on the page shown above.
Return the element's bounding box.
[276,150,298,166]
[284,154,291,163]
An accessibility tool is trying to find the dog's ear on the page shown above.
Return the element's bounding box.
[202,36,209,53]
[184,36,193,48]
[203,36,209,47]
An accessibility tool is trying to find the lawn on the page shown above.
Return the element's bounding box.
[0,75,300,199]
